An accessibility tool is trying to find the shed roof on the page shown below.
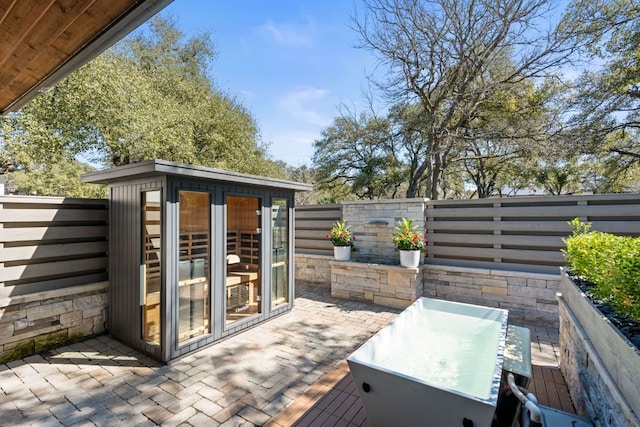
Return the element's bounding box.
[81,159,313,192]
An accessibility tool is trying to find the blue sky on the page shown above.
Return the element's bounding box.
[158,0,376,166]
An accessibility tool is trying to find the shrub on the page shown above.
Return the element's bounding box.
[563,218,640,322]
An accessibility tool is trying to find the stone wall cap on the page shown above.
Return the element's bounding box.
[425,264,561,280]
[0,281,108,308]
[489,269,561,280]
[295,254,333,260]
[342,198,429,206]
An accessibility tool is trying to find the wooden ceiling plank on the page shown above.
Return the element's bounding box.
[12,1,134,91]
[0,0,95,85]
[0,85,23,111]
[1,0,172,114]
[0,0,20,26]
[0,48,65,105]
[53,0,135,56]
[0,0,53,65]
[2,0,136,97]
[0,0,133,111]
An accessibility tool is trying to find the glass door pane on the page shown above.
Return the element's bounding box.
[226,195,261,325]
[178,191,210,343]
[142,190,161,345]
[271,199,288,308]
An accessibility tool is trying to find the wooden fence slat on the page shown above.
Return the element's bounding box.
[0,225,108,242]
[0,257,107,282]
[295,204,340,258]
[427,233,565,248]
[295,229,334,239]
[0,208,107,223]
[431,245,566,264]
[295,209,342,220]
[427,193,640,207]
[296,220,338,231]
[295,238,333,248]
[582,221,640,235]
[427,204,640,219]
[0,241,108,262]
[427,221,573,233]
[0,195,107,205]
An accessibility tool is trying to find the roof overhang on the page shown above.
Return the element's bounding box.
[0,0,174,115]
[82,159,314,192]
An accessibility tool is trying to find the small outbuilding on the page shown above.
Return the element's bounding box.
[83,160,311,362]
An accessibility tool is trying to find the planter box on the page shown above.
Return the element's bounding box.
[559,268,640,426]
[330,260,424,309]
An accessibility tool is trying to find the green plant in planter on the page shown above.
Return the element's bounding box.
[326,220,355,247]
[563,218,640,322]
[392,218,427,251]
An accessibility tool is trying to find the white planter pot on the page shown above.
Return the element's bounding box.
[399,250,420,268]
[333,246,351,261]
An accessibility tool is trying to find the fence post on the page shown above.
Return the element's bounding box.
[0,199,3,288]
[493,201,502,263]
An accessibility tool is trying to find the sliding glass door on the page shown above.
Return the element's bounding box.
[142,190,161,344]
[271,198,289,308]
[178,191,211,343]
[225,195,262,325]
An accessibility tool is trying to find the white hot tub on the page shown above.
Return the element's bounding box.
[347,297,508,427]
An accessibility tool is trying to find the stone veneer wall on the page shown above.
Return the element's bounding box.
[0,282,107,363]
[330,260,424,309]
[422,265,560,325]
[342,198,427,264]
[558,298,639,426]
[295,254,332,287]
[558,272,640,427]
[295,256,562,326]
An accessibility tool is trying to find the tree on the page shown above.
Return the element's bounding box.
[0,16,285,196]
[353,0,577,199]
[533,159,584,195]
[7,158,107,198]
[560,0,640,191]
[458,75,558,197]
[312,109,404,199]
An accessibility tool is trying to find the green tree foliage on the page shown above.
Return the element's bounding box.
[312,109,404,199]
[352,0,576,199]
[284,163,356,205]
[533,159,586,195]
[313,78,559,200]
[0,16,284,196]
[458,74,558,198]
[560,0,640,191]
[8,158,107,198]
[310,0,639,200]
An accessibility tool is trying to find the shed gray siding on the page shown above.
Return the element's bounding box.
[109,179,165,360]
[94,161,302,362]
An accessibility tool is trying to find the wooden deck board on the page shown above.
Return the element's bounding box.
[267,325,576,426]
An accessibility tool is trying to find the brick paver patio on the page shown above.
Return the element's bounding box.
[0,284,573,426]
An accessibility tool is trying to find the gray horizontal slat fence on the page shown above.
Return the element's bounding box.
[426,193,640,274]
[295,204,342,256]
[0,196,108,298]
